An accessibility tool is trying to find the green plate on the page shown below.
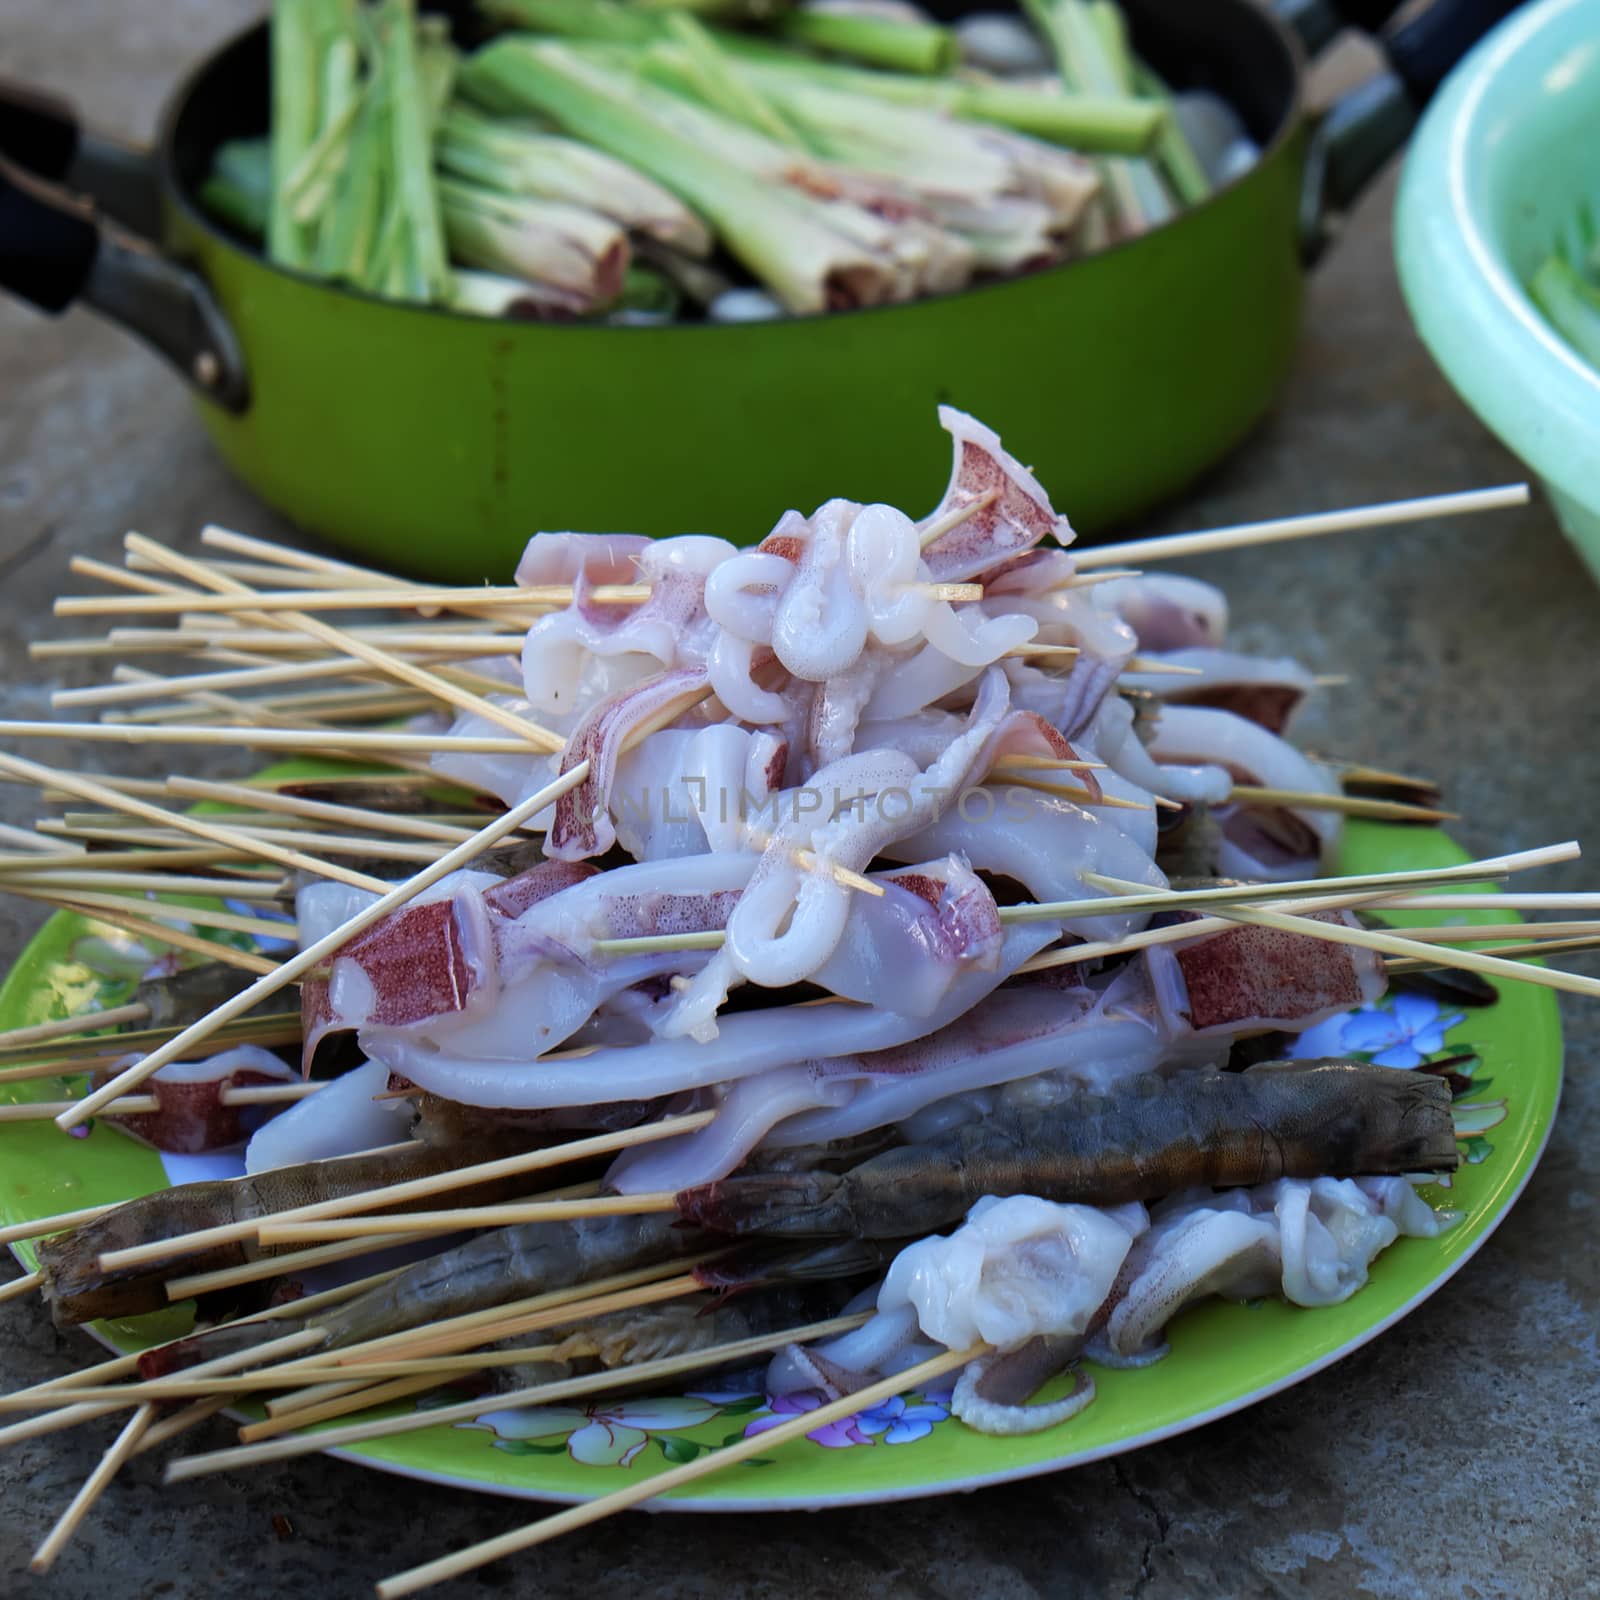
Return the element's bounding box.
[0,819,1560,1509]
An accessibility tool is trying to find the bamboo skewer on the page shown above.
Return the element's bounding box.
[1123,656,1204,676]
[13,1351,144,1399]
[0,849,281,878]
[162,1230,439,1302]
[28,1404,155,1574]
[39,820,447,865]
[126,685,438,728]
[52,758,594,1132]
[1376,920,1600,945]
[1071,877,1600,1000]
[0,1401,122,1453]
[918,488,1000,548]
[4,886,294,941]
[0,719,560,756]
[99,1113,714,1272]
[240,1189,669,1259]
[0,821,81,854]
[121,533,569,756]
[86,627,525,657]
[236,1374,448,1441]
[267,1343,570,1387]
[163,1311,877,1478]
[0,749,388,895]
[0,868,290,898]
[373,1342,985,1597]
[285,1253,708,1373]
[2,889,281,972]
[0,1203,118,1247]
[0,1328,326,1443]
[0,1270,45,1304]
[1382,893,1600,912]
[58,577,985,617]
[0,1015,300,1083]
[56,653,423,710]
[4,889,280,977]
[1073,483,1531,568]
[168,1225,534,1326]
[590,844,1579,957]
[166,777,480,844]
[0,1003,150,1051]
[1230,785,1457,824]
[331,1275,701,1373]
[1387,934,1600,973]
[1207,904,1600,998]
[200,524,473,591]
[0,1082,316,1123]
[56,583,603,617]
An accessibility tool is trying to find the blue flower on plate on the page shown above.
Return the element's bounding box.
[1337,993,1465,1067]
[852,1393,950,1445]
[1289,992,1463,1068]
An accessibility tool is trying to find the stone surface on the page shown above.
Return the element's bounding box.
[1,8,1596,1598]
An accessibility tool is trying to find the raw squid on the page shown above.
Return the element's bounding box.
[520,533,734,712]
[877,1193,1147,1351]
[373,921,1062,1111]
[100,1045,299,1156]
[1095,1174,1460,1364]
[244,1057,405,1175]
[1094,573,1229,652]
[1120,648,1317,736]
[1145,703,1340,880]
[1145,910,1387,1036]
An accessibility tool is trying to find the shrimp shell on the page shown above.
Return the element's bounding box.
[676,1060,1459,1239]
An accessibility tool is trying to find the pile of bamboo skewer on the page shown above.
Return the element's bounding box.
[4,477,1600,1592]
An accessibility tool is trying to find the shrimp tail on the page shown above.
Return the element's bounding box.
[38,1138,542,1328]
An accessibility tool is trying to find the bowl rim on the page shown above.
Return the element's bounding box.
[1395,0,1600,509]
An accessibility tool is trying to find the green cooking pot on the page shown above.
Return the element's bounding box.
[0,0,1518,580]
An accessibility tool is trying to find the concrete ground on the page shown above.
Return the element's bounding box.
[1,6,1596,1597]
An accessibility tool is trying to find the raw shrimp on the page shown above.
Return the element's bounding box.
[676,1060,1460,1239]
[37,1136,543,1326]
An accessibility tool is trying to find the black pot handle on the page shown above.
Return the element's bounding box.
[0,84,248,412]
[1293,0,1525,262]
[1276,0,1411,58]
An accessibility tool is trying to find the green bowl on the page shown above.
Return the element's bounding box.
[1394,0,1600,582]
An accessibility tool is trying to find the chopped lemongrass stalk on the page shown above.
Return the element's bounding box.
[201,138,271,235]
[440,179,629,308]
[1131,61,1209,206]
[268,0,322,269]
[384,0,452,302]
[776,5,958,75]
[478,0,665,45]
[661,10,811,150]
[447,267,578,319]
[287,22,364,227]
[720,68,1041,197]
[1023,0,1170,236]
[437,104,713,255]
[729,52,1163,153]
[417,20,458,126]
[459,41,893,314]
[1529,253,1600,370]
